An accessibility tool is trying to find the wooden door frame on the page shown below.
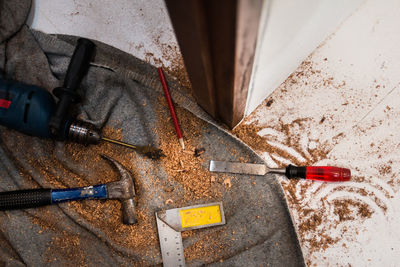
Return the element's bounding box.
[165,0,263,128]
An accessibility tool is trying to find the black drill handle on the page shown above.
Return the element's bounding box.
[63,38,95,91]
[0,189,52,211]
[50,38,95,138]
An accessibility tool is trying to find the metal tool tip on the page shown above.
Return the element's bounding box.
[144,149,166,160]
[179,138,185,150]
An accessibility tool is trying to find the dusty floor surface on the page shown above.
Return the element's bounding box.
[233,0,400,265]
[27,0,400,265]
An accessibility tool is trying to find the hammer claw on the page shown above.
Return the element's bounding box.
[101,155,132,182]
[101,155,137,225]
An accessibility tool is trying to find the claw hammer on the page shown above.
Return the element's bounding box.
[0,155,137,224]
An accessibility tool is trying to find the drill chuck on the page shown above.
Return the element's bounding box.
[68,120,101,145]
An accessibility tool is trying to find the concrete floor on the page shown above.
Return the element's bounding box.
[237,0,400,265]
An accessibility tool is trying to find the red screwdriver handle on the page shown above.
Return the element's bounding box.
[285,165,351,182]
[306,166,351,182]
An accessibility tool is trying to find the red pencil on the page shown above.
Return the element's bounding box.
[157,67,185,150]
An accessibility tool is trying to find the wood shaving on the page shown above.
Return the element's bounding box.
[223,178,231,188]
[155,98,223,204]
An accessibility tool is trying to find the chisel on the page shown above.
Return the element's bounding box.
[209,160,351,182]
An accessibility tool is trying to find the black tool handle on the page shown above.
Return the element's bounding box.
[0,189,52,210]
[50,38,95,138]
[285,165,307,179]
[63,38,95,91]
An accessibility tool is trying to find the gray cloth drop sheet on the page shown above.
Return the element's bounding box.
[0,1,304,266]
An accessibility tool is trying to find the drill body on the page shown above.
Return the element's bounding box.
[0,78,101,144]
[0,79,56,138]
[0,38,101,145]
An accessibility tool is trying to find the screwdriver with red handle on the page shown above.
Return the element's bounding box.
[209,160,351,182]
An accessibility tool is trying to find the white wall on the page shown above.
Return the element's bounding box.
[246,0,365,115]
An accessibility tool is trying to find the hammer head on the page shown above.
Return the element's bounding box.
[101,155,137,225]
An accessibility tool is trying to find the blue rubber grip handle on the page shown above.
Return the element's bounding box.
[51,184,107,203]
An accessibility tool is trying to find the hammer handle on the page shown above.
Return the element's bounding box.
[0,189,52,210]
[0,185,108,211]
[51,185,107,203]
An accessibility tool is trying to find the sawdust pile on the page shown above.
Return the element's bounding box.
[65,129,159,256]
[46,232,85,266]
[155,98,222,205]
[29,208,87,266]
[184,229,227,262]
[10,127,159,263]
[233,122,316,167]
[233,113,342,168]
[63,100,224,262]
[0,92,227,264]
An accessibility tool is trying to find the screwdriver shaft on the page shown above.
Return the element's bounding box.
[267,168,286,175]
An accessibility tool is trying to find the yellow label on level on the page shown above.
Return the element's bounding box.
[180,205,222,228]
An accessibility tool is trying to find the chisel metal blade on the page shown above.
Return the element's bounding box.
[209,160,267,175]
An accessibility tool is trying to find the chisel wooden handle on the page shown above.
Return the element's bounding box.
[0,189,52,210]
